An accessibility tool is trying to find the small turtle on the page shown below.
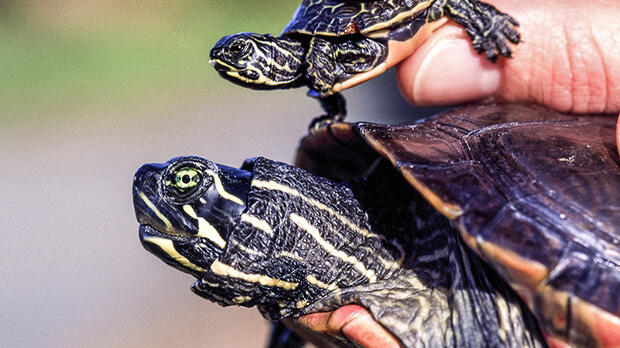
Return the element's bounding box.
[209,0,520,122]
[133,104,620,347]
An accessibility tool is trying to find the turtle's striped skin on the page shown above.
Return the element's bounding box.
[134,157,545,347]
[210,0,520,122]
[134,104,620,347]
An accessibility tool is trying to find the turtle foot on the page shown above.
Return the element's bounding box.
[471,8,521,62]
[430,0,521,62]
[309,93,346,133]
[308,114,341,134]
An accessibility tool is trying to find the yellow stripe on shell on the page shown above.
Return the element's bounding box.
[210,260,298,290]
[138,191,173,231]
[182,204,227,249]
[290,213,377,283]
[142,236,206,273]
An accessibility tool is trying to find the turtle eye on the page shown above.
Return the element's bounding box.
[173,167,201,192]
[164,163,212,204]
[228,39,248,57]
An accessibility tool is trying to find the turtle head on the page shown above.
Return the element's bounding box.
[134,156,403,317]
[133,156,250,279]
[210,32,306,90]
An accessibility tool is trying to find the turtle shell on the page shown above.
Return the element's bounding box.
[295,103,620,347]
[282,0,433,37]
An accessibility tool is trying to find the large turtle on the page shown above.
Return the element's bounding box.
[133,103,620,347]
[209,0,520,122]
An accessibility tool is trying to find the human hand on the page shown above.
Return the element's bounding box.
[396,0,619,114]
[282,305,401,348]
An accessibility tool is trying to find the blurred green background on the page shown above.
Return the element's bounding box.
[0,1,437,347]
[1,1,304,122]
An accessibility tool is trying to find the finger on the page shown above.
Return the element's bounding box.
[295,305,401,348]
[396,23,502,106]
[282,316,341,348]
[330,305,401,348]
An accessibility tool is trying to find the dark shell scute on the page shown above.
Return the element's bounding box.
[545,247,620,316]
[356,103,620,315]
[296,103,620,318]
[283,0,429,35]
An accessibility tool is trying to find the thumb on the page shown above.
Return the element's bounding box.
[396,24,502,107]
[396,1,620,114]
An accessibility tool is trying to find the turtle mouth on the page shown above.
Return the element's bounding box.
[209,59,241,73]
[138,223,194,243]
[139,224,206,277]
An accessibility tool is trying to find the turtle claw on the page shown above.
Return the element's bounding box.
[439,0,520,61]
[469,12,520,61]
[308,114,339,134]
[309,93,346,133]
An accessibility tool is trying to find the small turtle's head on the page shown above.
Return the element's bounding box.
[133,156,251,279]
[209,32,306,89]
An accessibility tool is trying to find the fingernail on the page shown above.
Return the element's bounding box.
[411,31,502,105]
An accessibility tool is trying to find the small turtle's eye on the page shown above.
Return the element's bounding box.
[173,167,201,192]
[228,39,248,57]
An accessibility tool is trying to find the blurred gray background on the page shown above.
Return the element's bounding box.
[0,1,442,347]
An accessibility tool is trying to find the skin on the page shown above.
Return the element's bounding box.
[291,1,620,346]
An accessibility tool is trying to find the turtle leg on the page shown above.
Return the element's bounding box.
[306,37,340,98]
[306,36,387,93]
[332,37,387,75]
[308,93,347,132]
[427,0,521,62]
[305,37,346,130]
[306,36,386,130]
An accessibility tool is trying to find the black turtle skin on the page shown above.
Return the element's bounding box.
[134,155,545,347]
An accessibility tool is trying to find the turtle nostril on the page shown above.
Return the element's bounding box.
[134,163,167,188]
[209,46,223,60]
[133,163,167,223]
